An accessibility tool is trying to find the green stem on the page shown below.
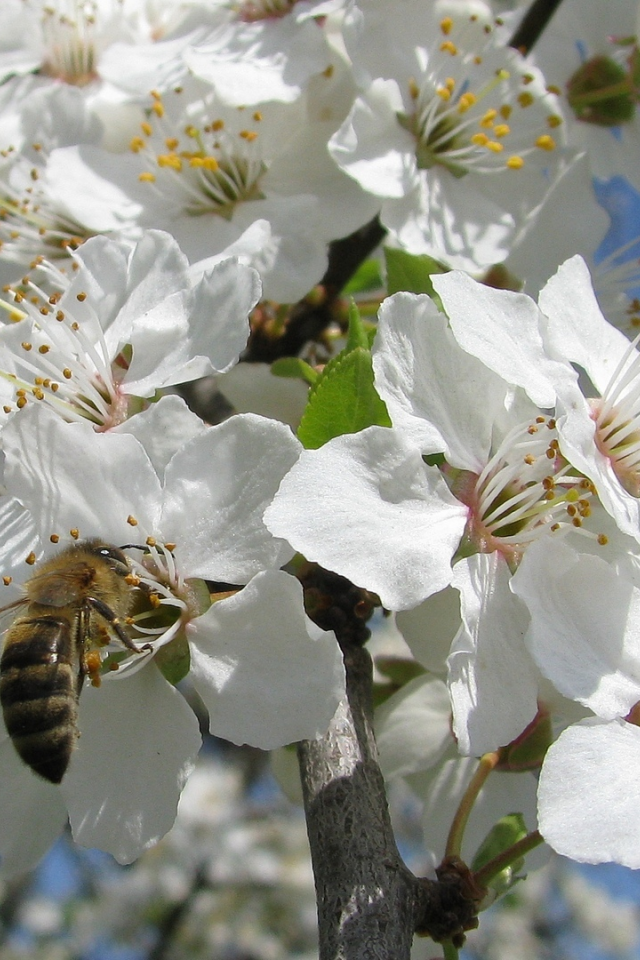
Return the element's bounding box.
[445,752,500,858]
[442,940,459,960]
[473,830,544,888]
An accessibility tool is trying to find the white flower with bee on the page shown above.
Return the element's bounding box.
[0,405,344,874]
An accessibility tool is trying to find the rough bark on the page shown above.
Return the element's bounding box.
[297,643,420,960]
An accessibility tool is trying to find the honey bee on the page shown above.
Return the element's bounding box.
[0,539,148,784]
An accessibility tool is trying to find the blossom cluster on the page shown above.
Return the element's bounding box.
[0,0,637,907]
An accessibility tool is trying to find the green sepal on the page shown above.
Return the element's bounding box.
[271,356,319,386]
[384,247,449,299]
[155,628,191,686]
[566,55,635,125]
[471,813,528,901]
[297,302,391,449]
[497,710,552,772]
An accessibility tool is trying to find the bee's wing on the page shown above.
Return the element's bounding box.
[27,562,92,607]
[0,597,28,626]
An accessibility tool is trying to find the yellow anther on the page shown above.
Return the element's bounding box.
[25,552,36,565]
[70,529,79,540]
[437,87,452,101]
[471,133,490,146]
[493,124,510,137]
[535,134,556,151]
[212,119,224,131]
[139,172,156,183]
[440,40,458,55]
[487,140,504,152]
[457,92,476,113]
[506,155,524,169]
[518,92,534,108]
[240,130,258,142]
[152,101,164,117]
[165,137,179,150]
[127,515,138,526]
[480,108,497,128]
[440,16,453,34]
[252,111,263,121]
[547,114,562,128]
[157,153,182,170]
[129,136,146,153]
[189,156,219,171]
[408,78,420,99]
[141,122,153,137]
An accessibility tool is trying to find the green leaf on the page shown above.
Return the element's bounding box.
[297,346,391,448]
[345,299,370,350]
[271,356,318,386]
[343,258,383,294]
[385,247,448,298]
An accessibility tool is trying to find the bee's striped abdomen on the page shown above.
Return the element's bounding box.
[0,616,79,784]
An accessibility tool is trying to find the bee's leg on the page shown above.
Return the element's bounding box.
[76,606,90,694]
[87,597,153,654]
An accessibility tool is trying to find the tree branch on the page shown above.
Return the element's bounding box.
[508,0,565,54]
[246,215,386,363]
[297,641,420,960]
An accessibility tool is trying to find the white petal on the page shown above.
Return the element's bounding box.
[512,538,640,718]
[448,553,539,755]
[375,675,452,779]
[328,79,417,198]
[163,414,300,583]
[373,294,508,469]
[63,665,201,863]
[189,570,345,749]
[125,257,260,393]
[433,271,572,409]
[2,407,162,546]
[265,426,468,611]
[538,719,640,867]
[113,395,207,476]
[538,254,630,396]
[0,738,67,877]
[184,17,329,106]
[396,587,461,673]
[44,145,142,233]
